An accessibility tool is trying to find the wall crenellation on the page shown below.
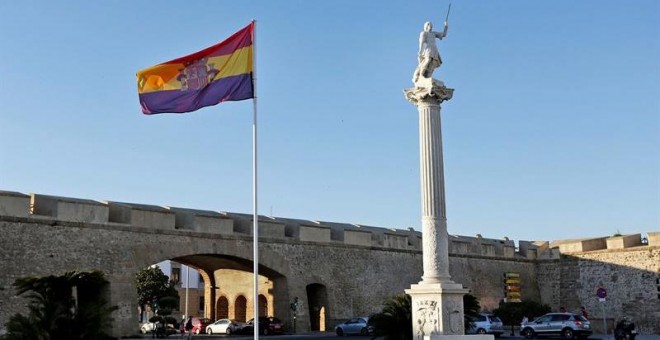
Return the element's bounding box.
[0,190,657,259]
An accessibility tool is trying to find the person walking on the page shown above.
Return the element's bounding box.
[581,306,589,319]
[185,316,193,340]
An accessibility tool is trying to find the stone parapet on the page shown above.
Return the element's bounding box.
[0,190,656,256]
[298,224,331,242]
[104,201,175,230]
[606,234,642,249]
[167,207,233,234]
[448,234,518,258]
[31,193,108,223]
[344,229,372,246]
[555,237,608,253]
[0,191,30,217]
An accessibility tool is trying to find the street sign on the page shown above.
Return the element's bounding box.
[596,287,607,299]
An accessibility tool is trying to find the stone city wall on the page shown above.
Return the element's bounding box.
[537,238,660,334]
[0,190,657,335]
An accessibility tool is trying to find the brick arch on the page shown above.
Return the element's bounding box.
[234,295,247,322]
[258,294,268,316]
[216,296,229,319]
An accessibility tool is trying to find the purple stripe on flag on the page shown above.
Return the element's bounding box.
[139,73,253,114]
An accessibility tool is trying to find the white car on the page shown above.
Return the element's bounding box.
[205,319,241,335]
[140,322,155,334]
[467,313,504,337]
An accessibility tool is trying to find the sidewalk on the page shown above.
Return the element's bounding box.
[588,334,660,340]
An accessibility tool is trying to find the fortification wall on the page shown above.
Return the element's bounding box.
[0,190,657,335]
[538,246,660,334]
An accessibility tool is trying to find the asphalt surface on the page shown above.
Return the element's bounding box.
[125,332,660,340]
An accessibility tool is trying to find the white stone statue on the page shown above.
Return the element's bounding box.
[412,21,448,84]
[405,18,453,105]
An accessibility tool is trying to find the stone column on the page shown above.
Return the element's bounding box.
[404,82,471,339]
[200,269,216,319]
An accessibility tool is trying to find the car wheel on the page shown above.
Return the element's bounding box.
[523,328,536,339]
[478,328,487,335]
[207,328,213,335]
[336,328,344,336]
[226,328,232,335]
[195,328,200,335]
[562,328,574,339]
[361,327,368,335]
[263,328,269,336]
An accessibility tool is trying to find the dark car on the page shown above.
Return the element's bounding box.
[243,317,284,335]
[521,313,592,339]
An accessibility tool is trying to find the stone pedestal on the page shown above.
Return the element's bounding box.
[406,282,469,339]
[404,80,477,339]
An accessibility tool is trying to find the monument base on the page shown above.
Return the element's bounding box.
[405,281,471,339]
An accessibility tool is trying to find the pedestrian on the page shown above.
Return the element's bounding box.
[581,306,589,319]
[180,316,186,339]
[185,316,193,340]
[560,306,566,313]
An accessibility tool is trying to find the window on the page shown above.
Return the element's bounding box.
[199,297,204,311]
[171,268,180,285]
[551,315,569,322]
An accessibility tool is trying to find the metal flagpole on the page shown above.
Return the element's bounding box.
[251,19,259,340]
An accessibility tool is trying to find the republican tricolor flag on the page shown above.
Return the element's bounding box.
[137,22,254,114]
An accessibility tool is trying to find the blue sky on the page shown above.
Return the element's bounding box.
[0,1,657,242]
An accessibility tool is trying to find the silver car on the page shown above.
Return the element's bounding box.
[521,313,592,339]
[467,313,504,337]
[335,317,372,336]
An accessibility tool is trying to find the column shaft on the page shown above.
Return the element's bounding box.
[418,101,451,283]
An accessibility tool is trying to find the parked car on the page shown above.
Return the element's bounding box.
[140,319,178,337]
[335,317,373,336]
[190,317,213,335]
[521,313,592,339]
[242,317,284,335]
[205,318,242,335]
[467,313,504,337]
[140,322,155,334]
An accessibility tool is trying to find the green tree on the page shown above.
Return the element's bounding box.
[135,266,180,316]
[463,293,481,333]
[369,294,412,340]
[2,271,116,340]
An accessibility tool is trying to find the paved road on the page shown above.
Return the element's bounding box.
[128,333,660,340]
[127,332,370,340]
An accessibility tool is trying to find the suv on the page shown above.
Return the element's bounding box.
[467,313,504,337]
[521,313,592,339]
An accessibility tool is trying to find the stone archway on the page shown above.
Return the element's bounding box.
[235,295,247,322]
[216,296,229,319]
[306,283,328,331]
[258,294,268,316]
